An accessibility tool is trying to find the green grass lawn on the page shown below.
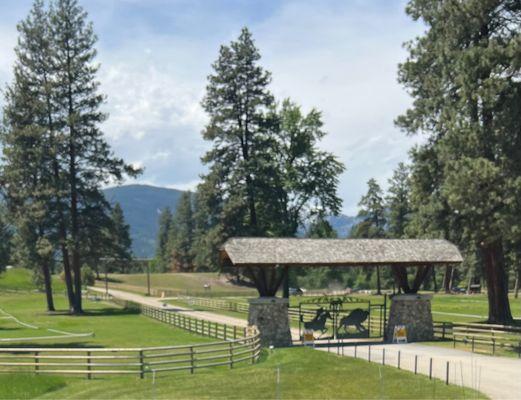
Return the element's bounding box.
[0,292,214,348]
[0,274,487,399]
[0,268,65,292]
[0,347,484,399]
[98,272,257,297]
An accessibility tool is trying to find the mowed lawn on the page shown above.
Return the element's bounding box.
[0,292,215,347]
[98,272,257,297]
[0,348,484,399]
[0,273,485,399]
[0,268,65,292]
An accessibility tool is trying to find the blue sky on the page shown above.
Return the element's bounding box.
[0,0,424,215]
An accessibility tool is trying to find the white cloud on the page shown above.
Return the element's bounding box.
[0,0,426,216]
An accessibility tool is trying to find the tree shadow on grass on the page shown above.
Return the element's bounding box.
[81,307,140,317]
[0,341,105,349]
[41,307,140,318]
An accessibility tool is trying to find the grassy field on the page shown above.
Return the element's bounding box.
[0,268,65,292]
[0,270,486,399]
[0,347,483,399]
[98,272,257,297]
[0,292,214,347]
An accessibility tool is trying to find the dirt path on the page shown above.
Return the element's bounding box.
[317,342,521,399]
[89,286,252,327]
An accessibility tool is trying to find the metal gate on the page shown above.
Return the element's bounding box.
[296,295,387,341]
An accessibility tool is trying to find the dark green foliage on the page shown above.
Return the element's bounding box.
[155,207,173,272]
[398,0,521,322]
[1,0,139,313]
[108,203,133,271]
[351,178,386,239]
[168,192,195,271]
[386,163,411,239]
[351,179,387,294]
[0,205,12,271]
[196,28,344,277]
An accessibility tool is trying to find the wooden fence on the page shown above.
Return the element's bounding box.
[0,305,260,378]
[434,321,521,356]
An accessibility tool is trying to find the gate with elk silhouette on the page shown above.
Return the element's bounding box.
[297,295,387,341]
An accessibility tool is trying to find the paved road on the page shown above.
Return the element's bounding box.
[90,286,520,399]
[317,342,521,399]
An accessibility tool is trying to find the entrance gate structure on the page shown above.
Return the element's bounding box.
[297,295,387,341]
[220,238,463,346]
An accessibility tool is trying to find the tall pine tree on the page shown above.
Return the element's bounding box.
[1,0,57,310]
[169,192,195,271]
[155,207,173,271]
[197,28,344,280]
[397,0,521,323]
[352,178,387,294]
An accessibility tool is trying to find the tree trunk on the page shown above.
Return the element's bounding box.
[41,259,55,312]
[481,242,513,324]
[442,265,452,293]
[61,245,76,313]
[432,268,438,292]
[376,265,381,295]
[515,268,520,299]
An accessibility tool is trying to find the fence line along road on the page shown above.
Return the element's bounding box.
[318,342,521,400]
[0,303,260,378]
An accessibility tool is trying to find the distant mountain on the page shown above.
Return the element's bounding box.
[326,214,362,238]
[103,184,359,257]
[103,184,184,258]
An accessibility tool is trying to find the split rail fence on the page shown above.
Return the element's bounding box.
[434,321,521,356]
[0,304,260,378]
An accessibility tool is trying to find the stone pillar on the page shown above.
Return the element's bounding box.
[248,297,292,347]
[387,294,434,342]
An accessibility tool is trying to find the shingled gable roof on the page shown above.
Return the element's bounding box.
[220,238,463,267]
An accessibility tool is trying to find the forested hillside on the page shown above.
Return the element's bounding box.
[103,185,184,257]
[103,184,357,258]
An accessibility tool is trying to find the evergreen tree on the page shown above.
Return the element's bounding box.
[352,178,387,294]
[1,0,139,313]
[109,203,133,272]
[48,0,139,313]
[200,27,275,238]
[0,0,57,310]
[197,28,344,278]
[155,207,173,271]
[169,192,194,271]
[0,205,12,271]
[397,0,521,323]
[386,163,411,238]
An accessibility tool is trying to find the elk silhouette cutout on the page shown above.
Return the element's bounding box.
[338,308,369,333]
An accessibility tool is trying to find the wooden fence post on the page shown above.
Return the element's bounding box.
[139,350,144,379]
[229,342,234,369]
[190,347,194,374]
[87,351,91,380]
[34,351,39,374]
[445,361,449,385]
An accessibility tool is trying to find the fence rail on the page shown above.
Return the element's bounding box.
[434,321,521,356]
[179,296,386,337]
[0,304,260,378]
